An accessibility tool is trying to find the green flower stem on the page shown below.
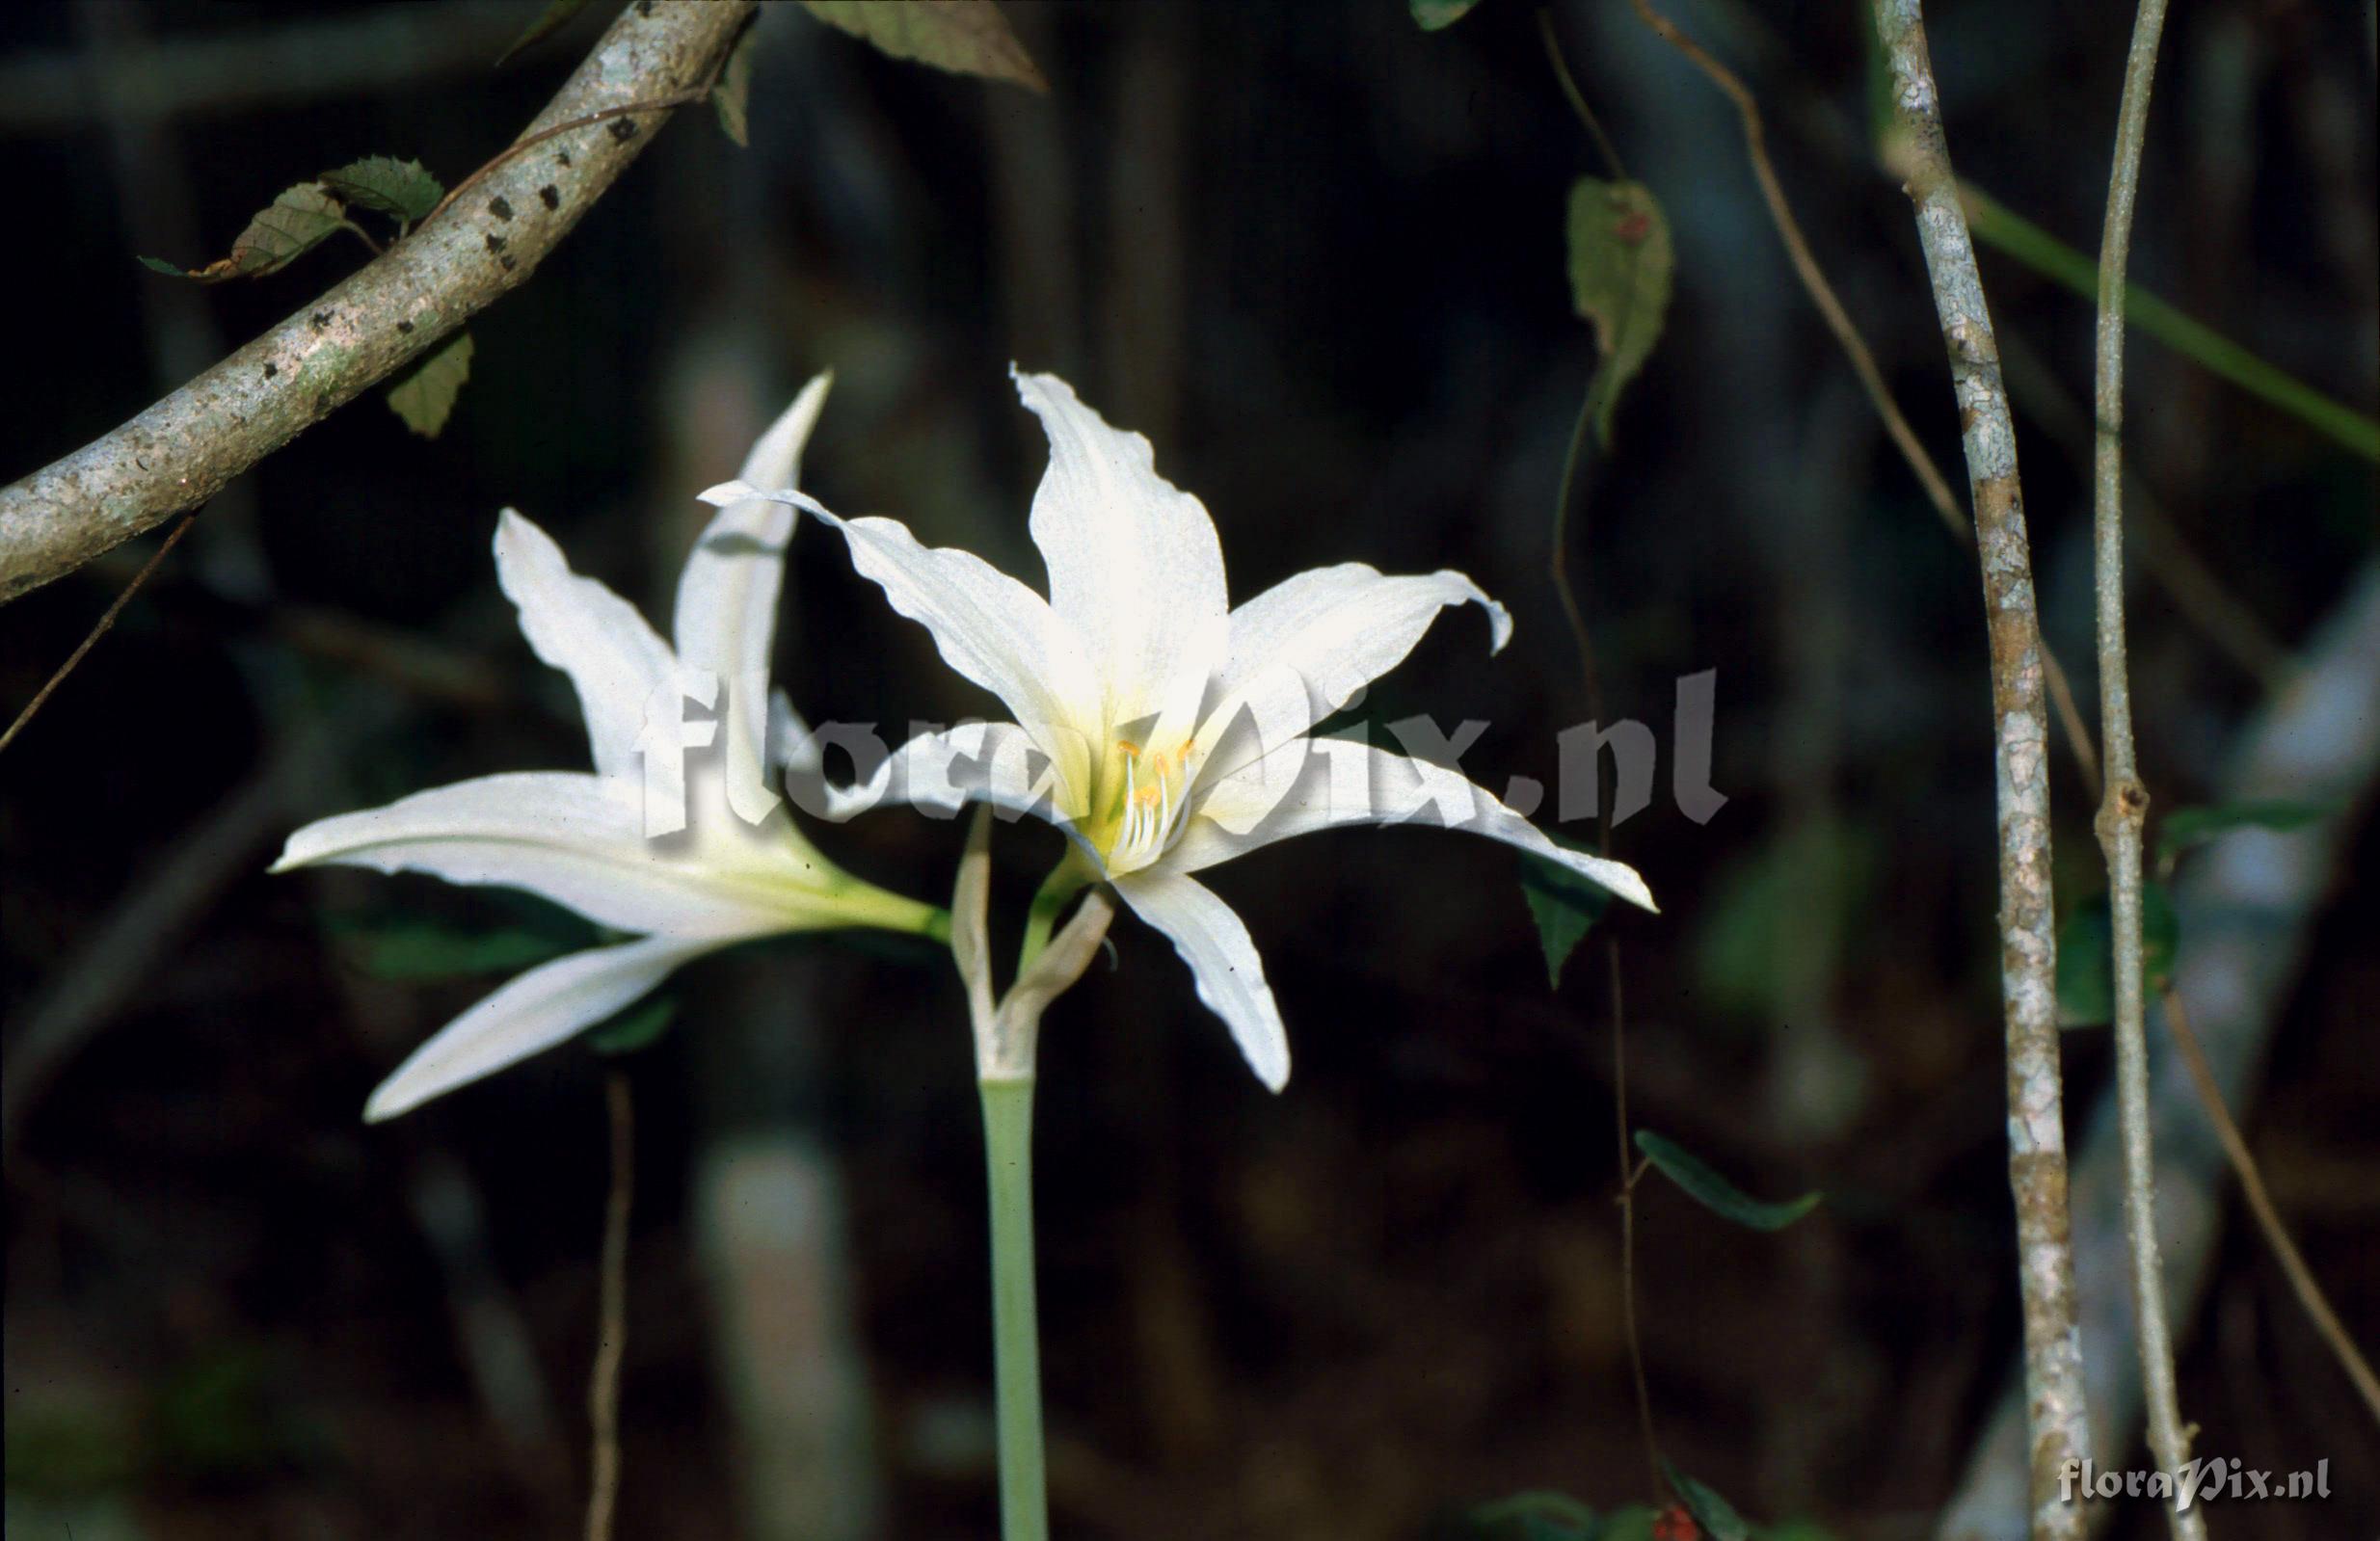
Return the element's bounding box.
[1016,856,1092,977]
[978,1075,1048,1541]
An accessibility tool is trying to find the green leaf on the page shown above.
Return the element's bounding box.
[1661,1463,1752,1541]
[1691,816,1873,1020]
[2156,799,2336,865]
[495,0,595,67]
[1565,177,1673,444]
[2054,882,2181,1027]
[320,156,443,224]
[1465,1493,1660,1540]
[386,330,474,438]
[711,19,760,147]
[1635,1130,1821,1232]
[137,253,187,275]
[1411,0,1487,29]
[343,921,574,982]
[587,996,677,1057]
[801,1,1048,93]
[1519,837,1613,988]
[174,183,350,282]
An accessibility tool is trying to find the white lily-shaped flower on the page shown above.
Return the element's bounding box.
[276,375,940,1121]
[701,369,1655,1092]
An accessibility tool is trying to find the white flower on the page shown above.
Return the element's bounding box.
[276,375,939,1121]
[701,369,1654,1092]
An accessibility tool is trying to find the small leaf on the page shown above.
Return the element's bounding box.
[801,0,1048,93]
[320,156,443,224]
[343,922,574,982]
[137,253,188,275]
[1635,1130,1821,1232]
[184,183,349,282]
[2054,883,2181,1027]
[586,996,676,1057]
[1411,0,1488,29]
[711,19,760,147]
[1660,1464,1751,1541]
[386,331,474,438]
[2156,799,2335,865]
[1565,177,1673,444]
[1519,838,1613,989]
[496,0,595,67]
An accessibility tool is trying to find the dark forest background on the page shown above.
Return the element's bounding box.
[4,2,2374,1538]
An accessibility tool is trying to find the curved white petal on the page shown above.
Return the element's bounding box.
[822,721,1088,849]
[1195,563,1511,774]
[673,374,833,769]
[364,934,722,1121]
[1110,866,1289,1092]
[272,772,795,935]
[495,510,677,783]
[698,481,1097,787]
[1013,370,1228,726]
[1176,738,1656,913]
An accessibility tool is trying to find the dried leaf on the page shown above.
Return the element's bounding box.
[495,0,595,67]
[801,0,1047,93]
[711,20,759,146]
[1565,177,1673,444]
[386,331,474,438]
[320,156,443,225]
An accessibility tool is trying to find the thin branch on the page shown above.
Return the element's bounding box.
[2086,6,2202,1538]
[586,1070,635,1541]
[1941,565,2380,1541]
[1868,6,2091,1537]
[1622,0,2100,799]
[0,0,757,604]
[2160,988,2380,1431]
[1538,10,1626,179]
[0,512,194,756]
[1548,306,1661,1492]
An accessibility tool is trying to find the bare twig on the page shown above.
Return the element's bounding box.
[0,0,756,604]
[586,1070,635,1541]
[1622,0,2101,798]
[2160,988,2380,1430]
[0,512,194,755]
[0,0,534,134]
[1940,565,2380,1541]
[2085,7,2203,1538]
[1868,7,2090,1536]
[1538,10,1625,179]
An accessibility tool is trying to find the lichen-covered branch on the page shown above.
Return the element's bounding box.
[1867,4,2090,1536]
[2085,4,2203,1539]
[0,0,755,604]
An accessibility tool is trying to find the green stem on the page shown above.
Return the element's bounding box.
[1964,183,2380,464]
[1016,856,1092,978]
[978,1076,1048,1541]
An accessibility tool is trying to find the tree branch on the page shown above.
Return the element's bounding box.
[1867,5,2091,1536]
[0,0,755,604]
[2085,4,2204,1538]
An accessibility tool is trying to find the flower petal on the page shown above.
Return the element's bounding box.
[1196,563,1511,772]
[1178,738,1656,913]
[364,934,720,1121]
[1013,369,1228,728]
[673,374,832,769]
[697,481,1097,787]
[823,721,1089,848]
[494,510,677,783]
[1110,866,1289,1091]
[272,772,796,935]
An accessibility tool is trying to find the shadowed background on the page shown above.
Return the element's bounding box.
[3,2,2374,1538]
